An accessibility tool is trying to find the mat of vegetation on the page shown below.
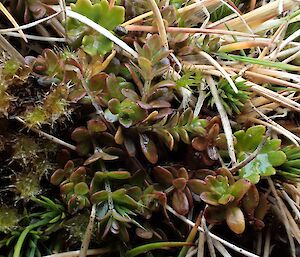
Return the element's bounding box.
[0,0,300,257]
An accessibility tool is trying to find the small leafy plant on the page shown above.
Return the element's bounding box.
[235,125,287,184]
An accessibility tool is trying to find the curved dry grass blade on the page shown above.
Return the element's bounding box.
[43,248,112,257]
[267,178,296,257]
[79,204,96,257]
[0,12,61,33]
[218,0,254,34]
[280,190,300,220]
[14,116,77,151]
[212,0,298,31]
[248,101,300,145]
[206,75,236,165]
[199,51,238,93]
[213,239,232,257]
[122,0,220,26]
[66,10,138,58]
[262,228,271,257]
[0,2,27,42]
[249,84,300,112]
[3,32,66,42]
[197,217,206,257]
[0,34,24,63]
[125,25,257,37]
[148,0,168,49]
[166,205,259,257]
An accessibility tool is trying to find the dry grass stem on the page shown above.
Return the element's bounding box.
[124,25,257,37]
[166,205,259,257]
[148,0,168,49]
[43,248,111,257]
[267,178,296,257]
[206,75,237,165]
[14,116,77,151]
[79,204,96,257]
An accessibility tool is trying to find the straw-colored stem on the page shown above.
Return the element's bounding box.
[166,205,259,257]
[79,204,96,257]
[267,178,296,257]
[148,0,168,49]
[219,41,271,52]
[199,51,238,93]
[212,0,298,31]
[206,75,236,165]
[43,248,112,257]
[124,25,257,37]
[15,117,77,151]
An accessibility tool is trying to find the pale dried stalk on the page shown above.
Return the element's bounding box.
[166,205,259,257]
[0,34,24,63]
[282,50,300,64]
[219,41,271,52]
[248,102,300,145]
[280,190,300,220]
[267,178,296,257]
[188,64,300,112]
[262,228,271,257]
[243,70,300,90]
[198,52,238,93]
[258,22,287,59]
[212,0,298,31]
[247,117,300,146]
[206,75,236,165]
[121,0,219,26]
[148,0,168,50]
[0,12,61,33]
[197,217,206,257]
[249,83,300,112]
[15,116,77,151]
[193,81,206,118]
[43,248,111,257]
[0,2,27,42]
[256,232,262,255]
[283,183,300,198]
[79,204,96,257]
[3,32,66,42]
[124,25,257,37]
[66,10,138,58]
[281,202,300,243]
[204,220,216,257]
[212,239,232,257]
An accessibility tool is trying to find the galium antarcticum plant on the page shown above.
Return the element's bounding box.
[234,125,287,184]
[67,0,125,56]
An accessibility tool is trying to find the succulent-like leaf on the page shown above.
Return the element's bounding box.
[172,190,189,215]
[225,207,245,234]
[139,133,158,164]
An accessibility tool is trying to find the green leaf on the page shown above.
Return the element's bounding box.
[68,0,125,56]
[70,0,125,30]
[82,34,113,56]
[107,171,131,180]
[91,190,109,204]
[218,53,300,72]
[125,242,192,257]
[74,182,89,195]
[235,126,286,184]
